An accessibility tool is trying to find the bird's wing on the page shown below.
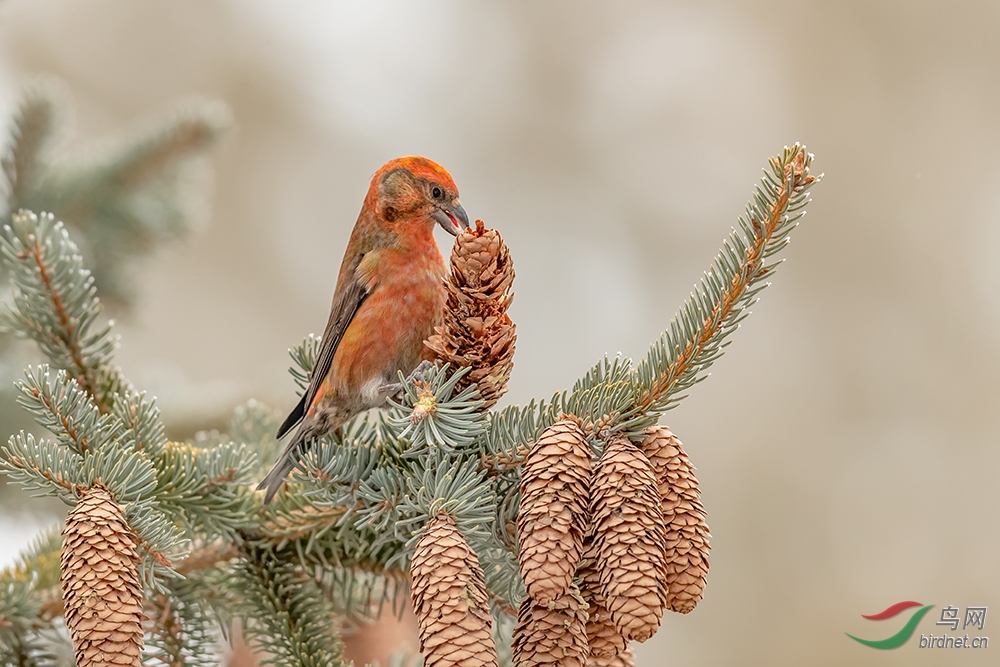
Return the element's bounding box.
[276,275,370,439]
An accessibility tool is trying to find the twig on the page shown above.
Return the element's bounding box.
[24,239,110,413]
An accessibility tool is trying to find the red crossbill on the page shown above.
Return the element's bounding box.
[258,156,470,503]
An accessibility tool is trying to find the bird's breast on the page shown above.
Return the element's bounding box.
[326,247,447,402]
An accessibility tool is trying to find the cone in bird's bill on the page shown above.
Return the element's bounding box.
[518,416,591,605]
[641,424,711,614]
[425,219,516,409]
[60,483,144,667]
[410,513,498,667]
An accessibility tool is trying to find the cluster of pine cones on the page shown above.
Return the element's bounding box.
[411,223,710,666]
[409,419,711,667]
[514,420,710,667]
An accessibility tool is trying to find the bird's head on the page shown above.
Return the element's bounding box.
[369,156,470,236]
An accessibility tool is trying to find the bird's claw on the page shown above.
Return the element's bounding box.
[382,360,436,402]
[406,360,435,385]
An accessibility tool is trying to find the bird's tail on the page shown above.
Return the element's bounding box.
[257,453,299,505]
[257,416,338,504]
[257,425,316,504]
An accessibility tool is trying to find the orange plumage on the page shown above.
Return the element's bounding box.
[258,156,469,502]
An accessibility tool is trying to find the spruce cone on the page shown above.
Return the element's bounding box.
[518,417,591,605]
[60,483,144,667]
[577,538,626,658]
[425,219,515,409]
[512,588,589,667]
[410,513,498,667]
[641,425,710,614]
[588,647,635,667]
[590,436,667,643]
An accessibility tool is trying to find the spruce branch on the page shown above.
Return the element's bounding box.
[1,432,88,502]
[260,503,349,547]
[394,453,495,555]
[117,498,186,587]
[1,83,230,302]
[6,527,63,595]
[16,365,128,455]
[0,617,58,667]
[113,389,168,456]
[232,545,345,667]
[1,366,187,591]
[151,439,257,541]
[388,364,486,453]
[1,83,62,214]
[144,586,218,667]
[229,399,283,478]
[2,365,161,506]
[0,211,122,412]
[312,565,403,622]
[476,145,820,471]
[0,211,196,583]
[0,567,66,667]
[287,334,321,396]
[633,145,819,416]
[251,433,413,600]
[74,101,229,193]
[174,543,241,577]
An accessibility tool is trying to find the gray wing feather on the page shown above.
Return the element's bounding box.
[275,276,369,439]
[257,271,369,504]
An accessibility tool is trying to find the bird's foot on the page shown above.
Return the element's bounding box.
[406,360,435,385]
[381,360,436,402]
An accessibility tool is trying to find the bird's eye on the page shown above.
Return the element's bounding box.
[431,186,443,199]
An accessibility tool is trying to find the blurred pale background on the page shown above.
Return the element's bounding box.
[1,1,998,665]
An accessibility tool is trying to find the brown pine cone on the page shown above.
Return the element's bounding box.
[410,513,498,667]
[641,424,711,614]
[60,483,144,667]
[424,220,516,409]
[577,537,626,658]
[518,417,591,605]
[512,587,589,667]
[590,436,667,643]
[588,647,635,667]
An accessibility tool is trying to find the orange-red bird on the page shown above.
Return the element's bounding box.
[259,156,469,502]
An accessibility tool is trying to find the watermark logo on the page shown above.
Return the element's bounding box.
[846,601,934,649]
[846,602,988,650]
